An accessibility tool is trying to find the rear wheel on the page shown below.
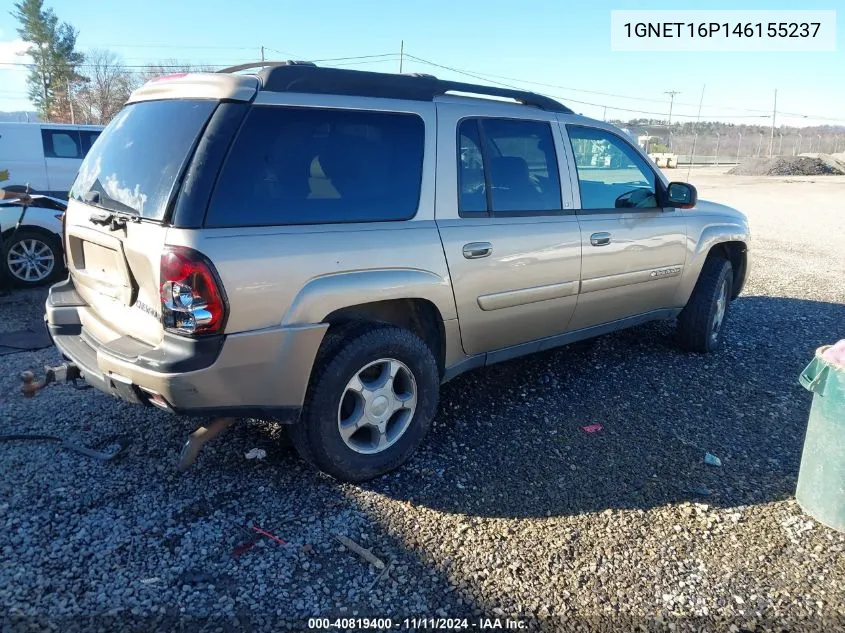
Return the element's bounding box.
[3,229,63,288]
[290,324,440,482]
[676,256,733,353]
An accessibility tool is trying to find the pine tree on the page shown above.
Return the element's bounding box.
[11,0,84,121]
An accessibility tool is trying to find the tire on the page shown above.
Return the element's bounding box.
[676,255,733,353]
[3,229,63,288]
[289,324,440,482]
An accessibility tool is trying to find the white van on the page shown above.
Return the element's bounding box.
[0,122,104,199]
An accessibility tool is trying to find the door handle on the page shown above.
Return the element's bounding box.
[590,232,611,247]
[462,242,493,259]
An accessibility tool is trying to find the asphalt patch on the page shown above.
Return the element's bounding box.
[0,328,52,355]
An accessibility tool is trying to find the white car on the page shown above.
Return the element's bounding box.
[0,122,104,198]
[1,196,67,287]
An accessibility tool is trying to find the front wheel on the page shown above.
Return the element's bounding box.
[289,325,440,482]
[676,256,734,353]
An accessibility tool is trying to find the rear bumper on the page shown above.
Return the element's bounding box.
[45,278,327,422]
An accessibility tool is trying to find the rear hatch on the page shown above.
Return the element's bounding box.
[65,94,226,347]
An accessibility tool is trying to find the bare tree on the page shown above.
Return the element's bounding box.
[73,49,133,124]
[134,59,214,88]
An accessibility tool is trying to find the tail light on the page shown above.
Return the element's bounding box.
[160,246,227,336]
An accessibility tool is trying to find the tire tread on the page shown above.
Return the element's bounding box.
[677,255,733,353]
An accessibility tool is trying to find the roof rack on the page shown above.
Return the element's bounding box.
[218,61,572,113]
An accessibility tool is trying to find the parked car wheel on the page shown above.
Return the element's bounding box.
[290,324,440,482]
[3,229,63,287]
[676,255,734,353]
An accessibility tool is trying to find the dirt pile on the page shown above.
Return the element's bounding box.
[728,155,845,176]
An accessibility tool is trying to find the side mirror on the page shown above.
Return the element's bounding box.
[666,182,697,209]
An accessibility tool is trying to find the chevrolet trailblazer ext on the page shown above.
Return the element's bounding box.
[45,62,749,481]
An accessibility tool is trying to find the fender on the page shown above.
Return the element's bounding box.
[282,268,458,326]
[673,220,749,307]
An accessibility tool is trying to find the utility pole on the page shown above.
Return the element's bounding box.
[602,105,607,121]
[769,89,777,157]
[261,46,265,63]
[685,85,705,181]
[737,132,742,164]
[399,40,404,73]
[714,132,720,165]
[664,90,680,126]
[67,77,75,125]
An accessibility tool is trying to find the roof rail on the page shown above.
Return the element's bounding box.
[218,61,572,113]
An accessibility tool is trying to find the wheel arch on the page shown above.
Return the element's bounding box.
[709,240,748,299]
[322,298,447,377]
[2,224,62,244]
[282,269,458,375]
[675,224,749,306]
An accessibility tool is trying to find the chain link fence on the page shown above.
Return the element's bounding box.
[652,133,844,165]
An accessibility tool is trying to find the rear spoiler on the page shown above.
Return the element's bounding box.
[127,73,259,104]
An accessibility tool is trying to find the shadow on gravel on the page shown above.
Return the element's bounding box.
[358,295,845,520]
[3,292,843,627]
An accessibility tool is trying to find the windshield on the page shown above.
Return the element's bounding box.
[70,99,217,219]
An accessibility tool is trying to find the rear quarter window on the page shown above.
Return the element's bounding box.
[205,106,425,227]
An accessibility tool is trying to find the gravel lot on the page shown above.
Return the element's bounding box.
[2,170,845,632]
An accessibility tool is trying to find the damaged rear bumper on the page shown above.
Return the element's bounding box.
[44,277,326,423]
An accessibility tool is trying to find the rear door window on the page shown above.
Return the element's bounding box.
[456,118,563,217]
[42,129,82,158]
[205,106,425,227]
[71,99,217,219]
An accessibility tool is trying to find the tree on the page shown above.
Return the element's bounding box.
[11,0,83,121]
[134,59,213,89]
[74,49,134,124]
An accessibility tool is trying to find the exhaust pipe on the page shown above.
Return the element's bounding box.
[176,417,235,472]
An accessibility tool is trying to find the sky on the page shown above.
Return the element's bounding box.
[0,0,842,127]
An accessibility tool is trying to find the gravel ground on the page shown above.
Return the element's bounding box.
[727,156,845,177]
[2,172,845,632]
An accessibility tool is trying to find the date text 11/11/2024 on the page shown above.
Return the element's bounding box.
[307,617,528,630]
[623,22,821,39]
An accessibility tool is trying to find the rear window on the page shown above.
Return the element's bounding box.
[205,106,425,227]
[71,100,216,219]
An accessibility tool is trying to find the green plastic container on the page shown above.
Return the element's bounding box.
[796,346,845,532]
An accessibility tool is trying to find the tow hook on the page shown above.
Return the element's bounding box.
[20,363,84,397]
[177,417,235,472]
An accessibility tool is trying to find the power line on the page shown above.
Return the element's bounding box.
[96,44,260,50]
[402,53,844,122]
[403,55,773,113]
[2,48,842,124]
[402,54,772,120]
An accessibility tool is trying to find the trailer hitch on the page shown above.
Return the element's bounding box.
[20,363,87,397]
